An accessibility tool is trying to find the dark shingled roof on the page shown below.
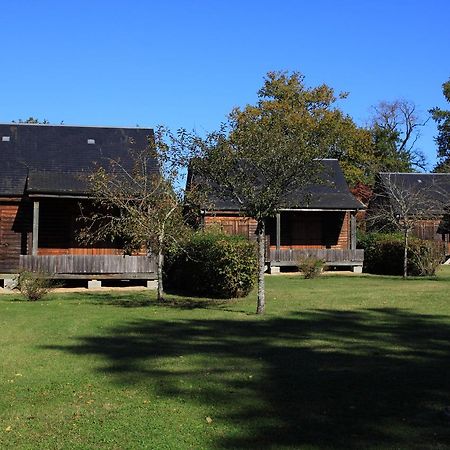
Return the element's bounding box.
[377,172,450,215]
[201,159,364,211]
[0,123,156,196]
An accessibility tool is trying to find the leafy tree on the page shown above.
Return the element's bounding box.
[12,117,50,124]
[195,71,367,314]
[79,127,198,301]
[430,79,450,172]
[370,100,427,173]
[325,114,375,187]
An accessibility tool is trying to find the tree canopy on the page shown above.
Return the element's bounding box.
[369,100,426,173]
[430,79,450,172]
[195,71,372,313]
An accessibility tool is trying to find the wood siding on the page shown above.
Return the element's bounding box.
[205,212,350,249]
[204,216,258,240]
[0,202,24,272]
[412,220,449,254]
[38,247,123,256]
[413,219,446,241]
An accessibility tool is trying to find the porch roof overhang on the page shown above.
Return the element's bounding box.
[202,207,363,215]
[26,170,90,197]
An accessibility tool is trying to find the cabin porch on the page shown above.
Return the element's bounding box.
[0,198,156,287]
[265,210,363,272]
[204,210,364,272]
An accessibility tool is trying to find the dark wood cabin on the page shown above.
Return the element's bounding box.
[0,123,157,287]
[199,159,366,272]
[370,172,450,256]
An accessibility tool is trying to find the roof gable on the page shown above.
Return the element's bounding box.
[377,172,450,215]
[0,124,156,196]
[197,159,364,211]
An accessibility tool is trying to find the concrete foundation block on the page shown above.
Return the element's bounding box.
[269,266,281,274]
[88,279,102,289]
[3,278,18,290]
[146,280,158,290]
[352,265,363,274]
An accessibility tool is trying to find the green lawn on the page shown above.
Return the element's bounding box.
[1,268,450,449]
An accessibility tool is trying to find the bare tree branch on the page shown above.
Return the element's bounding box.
[367,173,446,277]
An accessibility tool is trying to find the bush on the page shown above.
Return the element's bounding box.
[16,271,58,301]
[358,232,445,276]
[165,230,257,298]
[297,257,325,279]
[410,240,446,276]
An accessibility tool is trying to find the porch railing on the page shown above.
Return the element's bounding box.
[19,255,156,275]
[268,248,364,265]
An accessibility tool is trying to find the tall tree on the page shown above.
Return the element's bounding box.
[195,71,366,314]
[370,100,427,172]
[430,79,450,172]
[79,127,197,301]
[324,113,375,187]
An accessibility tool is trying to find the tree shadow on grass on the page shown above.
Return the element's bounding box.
[70,291,235,310]
[44,308,450,449]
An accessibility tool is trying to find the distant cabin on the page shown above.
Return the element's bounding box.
[370,172,450,255]
[194,159,366,273]
[0,123,157,288]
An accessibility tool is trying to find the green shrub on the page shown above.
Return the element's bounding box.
[358,232,445,276]
[16,271,59,301]
[409,240,446,276]
[165,230,257,298]
[297,257,325,279]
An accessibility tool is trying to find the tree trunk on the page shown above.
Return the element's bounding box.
[256,219,266,315]
[403,230,409,279]
[157,249,164,301]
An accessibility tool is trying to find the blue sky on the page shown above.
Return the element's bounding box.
[1,0,449,169]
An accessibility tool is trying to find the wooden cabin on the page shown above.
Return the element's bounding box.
[0,123,157,288]
[200,159,366,272]
[370,172,450,256]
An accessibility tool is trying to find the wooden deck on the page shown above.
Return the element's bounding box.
[19,255,157,279]
[268,248,364,267]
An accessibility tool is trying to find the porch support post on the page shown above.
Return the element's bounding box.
[276,212,281,261]
[350,211,357,251]
[32,200,39,256]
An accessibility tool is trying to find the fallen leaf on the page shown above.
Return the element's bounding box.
[5,426,11,432]
[205,416,213,424]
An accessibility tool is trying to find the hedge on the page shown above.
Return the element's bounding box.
[165,231,257,298]
[358,232,445,276]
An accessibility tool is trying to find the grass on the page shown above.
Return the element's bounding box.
[1,267,450,449]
